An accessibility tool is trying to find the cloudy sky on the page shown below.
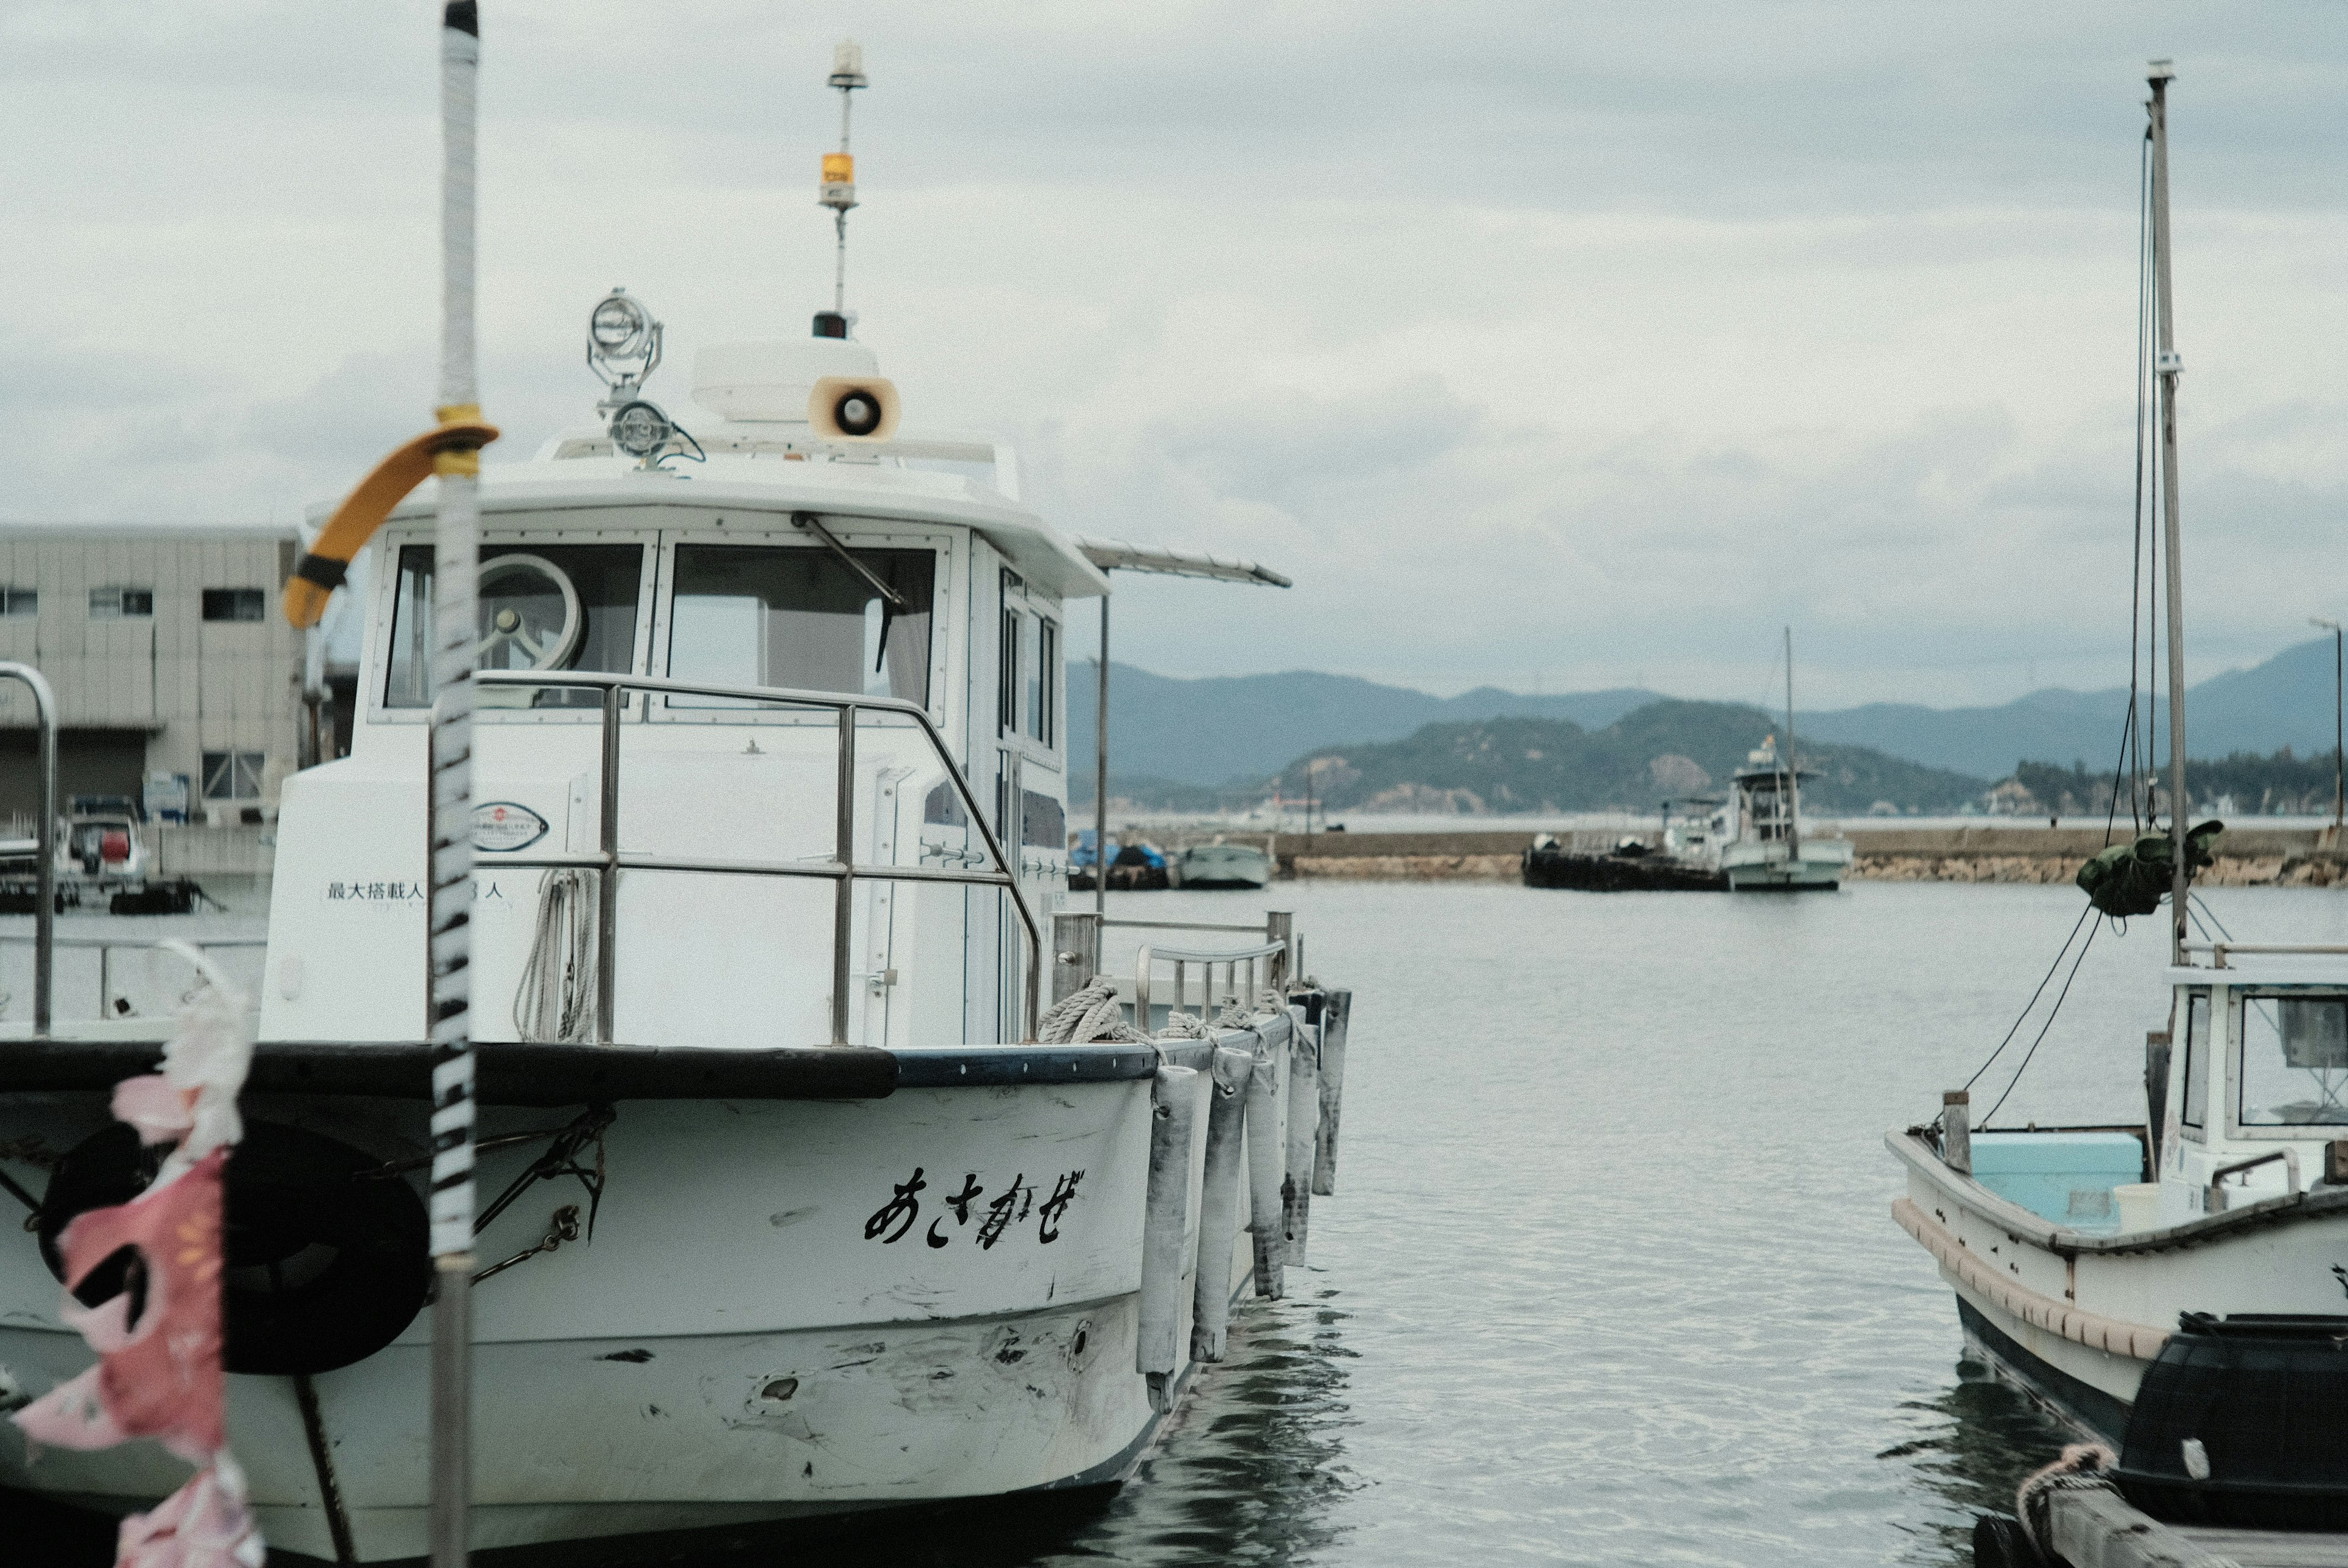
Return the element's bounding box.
[4,2,2344,707]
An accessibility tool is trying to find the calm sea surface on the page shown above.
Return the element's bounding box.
[822,879,2348,1568]
[21,879,2348,1565]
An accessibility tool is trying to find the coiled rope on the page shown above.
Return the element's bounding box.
[1036,977,1282,1045]
[513,869,597,1043]
[1037,977,1146,1044]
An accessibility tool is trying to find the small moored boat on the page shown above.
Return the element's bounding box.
[1170,841,1273,891]
[1521,800,1729,893]
[1891,65,2348,1542]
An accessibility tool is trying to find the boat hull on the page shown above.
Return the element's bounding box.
[1721,842,1852,891]
[1167,850,1273,891]
[1521,848,1726,893]
[1890,1131,2348,1442]
[0,1028,1309,1562]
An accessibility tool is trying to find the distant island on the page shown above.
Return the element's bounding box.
[1068,640,2348,818]
[1069,636,2345,790]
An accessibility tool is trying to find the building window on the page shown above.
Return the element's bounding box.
[0,588,35,617]
[201,751,265,802]
[202,588,266,622]
[90,587,153,617]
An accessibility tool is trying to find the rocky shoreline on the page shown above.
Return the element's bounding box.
[1146,824,2348,886]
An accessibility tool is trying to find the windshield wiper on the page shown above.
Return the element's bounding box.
[791,512,908,673]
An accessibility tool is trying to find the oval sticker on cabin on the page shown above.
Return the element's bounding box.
[472,801,548,853]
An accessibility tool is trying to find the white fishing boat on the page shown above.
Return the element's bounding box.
[0,39,1354,1564]
[1892,64,2348,1544]
[1718,742,1852,891]
[1719,630,1851,892]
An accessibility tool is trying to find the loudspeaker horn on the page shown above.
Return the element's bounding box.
[808,375,901,443]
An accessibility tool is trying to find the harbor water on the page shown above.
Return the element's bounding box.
[801,879,2348,1567]
[20,878,2348,1565]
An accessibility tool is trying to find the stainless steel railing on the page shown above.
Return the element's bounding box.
[1121,911,1296,1021]
[2190,942,2348,969]
[472,669,1043,1044]
[0,664,56,1032]
[2208,1146,2302,1211]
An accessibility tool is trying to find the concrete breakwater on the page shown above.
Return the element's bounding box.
[1146,824,2348,885]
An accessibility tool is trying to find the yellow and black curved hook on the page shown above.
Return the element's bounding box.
[280,408,501,629]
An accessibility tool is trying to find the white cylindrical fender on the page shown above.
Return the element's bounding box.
[1244,1032,1285,1300]
[1312,989,1351,1197]
[1283,1017,1320,1270]
[1190,1043,1255,1363]
[1138,1064,1198,1412]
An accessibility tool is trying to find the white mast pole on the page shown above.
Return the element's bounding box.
[429,4,484,1563]
[1096,599,1109,918]
[1784,625,1801,863]
[2148,60,2188,962]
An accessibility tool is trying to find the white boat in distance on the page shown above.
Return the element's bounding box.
[1170,841,1274,890]
[0,87,1356,1561]
[1717,738,1853,891]
[1719,629,1851,892]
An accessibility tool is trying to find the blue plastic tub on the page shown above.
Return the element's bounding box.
[1970,1131,2144,1231]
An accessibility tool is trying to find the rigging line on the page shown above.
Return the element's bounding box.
[1751,639,1786,729]
[1962,900,2097,1093]
[2103,701,2138,846]
[2184,897,2220,948]
[1981,916,2102,1128]
[0,1163,37,1216]
[2188,889,2235,943]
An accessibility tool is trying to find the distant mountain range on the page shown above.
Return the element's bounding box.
[1069,638,2344,792]
[1066,663,1659,790]
[1274,702,1985,815]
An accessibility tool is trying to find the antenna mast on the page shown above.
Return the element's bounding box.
[818,40,868,332]
[2147,59,2188,962]
[1784,626,1801,864]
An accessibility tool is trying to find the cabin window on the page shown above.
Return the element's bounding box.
[1028,617,1055,745]
[2237,992,2348,1126]
[2181,992,2210,1128]
[0,588,36,617]
[999,605,1021,732]
[998,571,1057,748]
[922,781,968,827]
[666,545,932,705]
[202,589,266,622]
[386,543,647,709]
[1021,789,1065,849]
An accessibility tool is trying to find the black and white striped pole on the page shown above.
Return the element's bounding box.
[429,4,485,1564]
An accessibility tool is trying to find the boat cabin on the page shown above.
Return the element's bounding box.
[2155,951,2348,1216]
[1725,739,1814,845]
[1951,950,2348,1236]
[259,306,1107,1053]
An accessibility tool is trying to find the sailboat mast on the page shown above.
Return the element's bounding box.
[1785,625,1801,861]
[2148,60,2188,960]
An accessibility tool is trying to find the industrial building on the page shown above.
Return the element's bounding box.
[0,523,311,828]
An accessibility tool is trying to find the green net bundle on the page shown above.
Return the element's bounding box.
[2075,820,2224,918]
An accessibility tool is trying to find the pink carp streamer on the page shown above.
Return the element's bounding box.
[11,944,264,1567]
